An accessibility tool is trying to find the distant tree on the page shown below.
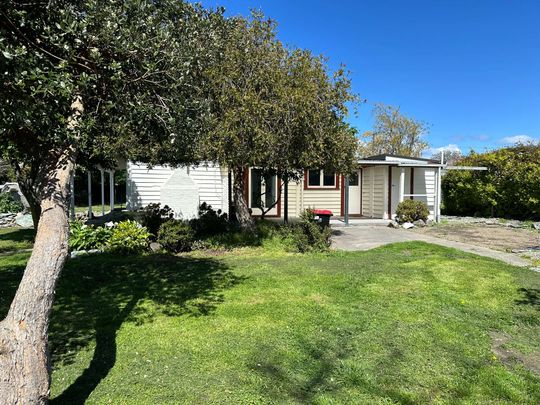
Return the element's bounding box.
[202,14,358,230]
[359,103,429,157]
[0,1,223,402]
[431,149,462,165]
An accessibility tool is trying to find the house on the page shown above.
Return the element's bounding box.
[124,154,447,221]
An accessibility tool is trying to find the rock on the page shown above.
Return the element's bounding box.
[505,222,521,228]
[413,219,426,227]
[0,212,16,228]
[387,221,400,229]
[14,213,33,228]
[150,242,162,252]
[402,222,415,229]
[532,222,540,231]
[425,219,434,226]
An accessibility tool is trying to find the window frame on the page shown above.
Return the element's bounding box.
[305,169,339,190]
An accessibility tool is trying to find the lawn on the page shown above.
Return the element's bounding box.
[0,227,35,253]
[1,229,539,404]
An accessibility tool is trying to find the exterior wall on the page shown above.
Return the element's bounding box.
[127,160,437,220]
[361,166,388,218]
[412,168,436,219]
[188,164,227,212]
[126,162,227,214]
[390,167,413,216]
[300,187,341,215]
[126,163,173,210]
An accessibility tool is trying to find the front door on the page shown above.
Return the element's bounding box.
[248,168,279,216]
[348,170,361,215]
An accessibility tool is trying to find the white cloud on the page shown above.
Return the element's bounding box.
[423,144,461,157]
[500,135,536,145]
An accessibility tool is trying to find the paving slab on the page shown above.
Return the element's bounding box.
[332,226,532,267]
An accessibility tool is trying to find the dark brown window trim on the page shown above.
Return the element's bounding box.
[304,170,340,190]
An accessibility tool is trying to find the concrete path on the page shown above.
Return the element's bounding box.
[332,226,532,267]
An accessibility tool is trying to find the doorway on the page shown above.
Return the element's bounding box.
[248,168,279,217]
[348,170,362,215]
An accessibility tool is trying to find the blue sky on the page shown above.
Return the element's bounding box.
[199,0,540,155]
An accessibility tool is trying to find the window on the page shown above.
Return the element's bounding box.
[348,172,359,186]
[307,169,336,188]
[323,171,336,186]
[251,169,276,209]
[308,169,321,187]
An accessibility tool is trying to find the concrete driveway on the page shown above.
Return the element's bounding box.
[332,225,531,267]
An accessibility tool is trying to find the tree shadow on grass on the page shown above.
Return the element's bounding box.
[0,228,35,253]
[0,252,244,404]
[515,288,540,309]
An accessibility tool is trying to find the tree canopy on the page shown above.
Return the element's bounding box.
[359,103,429,157]
[201,13,358,229]
[1,0,224,225]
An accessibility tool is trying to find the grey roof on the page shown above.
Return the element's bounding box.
[363,154,438,163]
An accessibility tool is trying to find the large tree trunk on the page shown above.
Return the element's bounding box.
[0,148,75,404]
[232,166,255,232]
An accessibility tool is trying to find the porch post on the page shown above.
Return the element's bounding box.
[109,170,115,213]
[87,171,93,218]
[344,176,350,226]
[70,170,75,220]
[399,167,405,203]
[436,166,442,223]
[100,169,105,216]
[283,173,289,224]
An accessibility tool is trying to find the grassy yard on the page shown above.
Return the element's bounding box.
[74,203,124,214]
[0,229,539,404]
[0,227,35,253]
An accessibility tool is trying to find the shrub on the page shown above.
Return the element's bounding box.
[106,220,150,254]
[395,200,429,223]
[139,203,174,238]
[69,221,112,251]
[0,192,24,213]
[442,144,540,219]
[157,220,194,253]
[290,209,332,253]
[189,202,229,237]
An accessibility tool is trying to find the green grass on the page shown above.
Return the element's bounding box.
[0,232,539,403]
[0,227,35,253]
[74,203,124,214]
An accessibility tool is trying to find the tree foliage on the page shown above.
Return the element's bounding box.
[359,103,429,157]
[442,144,540,219]
[430,149,462,165]
[201,13,358,229]
[1,0,224,226]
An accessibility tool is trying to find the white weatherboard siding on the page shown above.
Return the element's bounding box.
[126,162,227,215]
[412,168,436,219]
[390,167,412,215]
[127,163,173,209]
[301,188,341,215]
[362,166,388,219]
[188,164,227,212]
